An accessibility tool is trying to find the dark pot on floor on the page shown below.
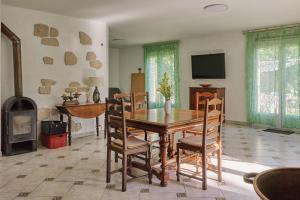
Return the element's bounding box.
[243,168,300,200]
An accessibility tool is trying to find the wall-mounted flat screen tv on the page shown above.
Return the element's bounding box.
[191,53,225,79]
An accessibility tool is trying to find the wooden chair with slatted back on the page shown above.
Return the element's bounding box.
[105,98,152,192]
[112,93,133,163]
[184,92,217,136]
[131,92,160,149]
[131,92,149,113]
[176,96,224,190]
[113,93,132,112]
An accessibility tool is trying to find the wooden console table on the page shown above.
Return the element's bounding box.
[56,103,106,145]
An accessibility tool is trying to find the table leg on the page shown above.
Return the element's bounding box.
[68,115,72,146]
[96,116,99,137]
[160,134,169,187]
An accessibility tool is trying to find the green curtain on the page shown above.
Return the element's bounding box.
[144,41,180,108]
[246,25,300,129]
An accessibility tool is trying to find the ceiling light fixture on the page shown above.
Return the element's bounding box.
[203,4,228,12]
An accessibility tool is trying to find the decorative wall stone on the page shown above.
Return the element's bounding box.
[79,31,92,45]
[77,86,89,93]
[41,38,59,46]
[86,52,96,61]
[38,108,51,121]
[38,108,59,121]
[71,121,82,132]
[41,79,56,86]
[34,24,49,37]
[65,87,77,93]
[69,81,81,88]
[39,86,51,94]
[50,27,59,37]
[64,51,77,65]
[89,60,102,69]
[43,57,54,65]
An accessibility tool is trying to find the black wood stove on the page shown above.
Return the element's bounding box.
[1,23,37,156]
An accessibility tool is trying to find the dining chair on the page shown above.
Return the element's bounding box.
[113,93,132,112]
[183,92,217,137]
[176,96,224,190]
[131,91,149,113]
[131,92,160,158]
[105,98,152,192]
[112,93,134,162]
[195,92,216,111]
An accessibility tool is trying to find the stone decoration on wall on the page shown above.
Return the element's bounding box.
[43,57,54,65]
[77,86,89,93]
[79,31,92,45]
[41,38,59,46]
[89,60,103,69]
[38,79,56,95]
[50,27,59,37]
[41,79,56,86]
[38,86,51,94]
[34,23,60,47]
[85,51,102,70]
[71,120,82,132]
[64,51,77,65]
[69,81,81,88]
[38,108,59,121]
[86,52,96,61]
[34,24,49,37]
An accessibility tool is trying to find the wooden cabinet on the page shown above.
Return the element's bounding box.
[189,87,225,112]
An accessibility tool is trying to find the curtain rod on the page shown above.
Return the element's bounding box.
[243,23,300,34]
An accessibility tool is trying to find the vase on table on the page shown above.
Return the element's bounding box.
[93,86,100,103]
[164,99,171,114]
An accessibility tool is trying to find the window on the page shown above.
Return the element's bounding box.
[246,26,300,128]
[144,41,180,108]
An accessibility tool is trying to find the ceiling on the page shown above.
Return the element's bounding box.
[3,0,300,47]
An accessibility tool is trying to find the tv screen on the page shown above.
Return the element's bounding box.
[191,53,225,79]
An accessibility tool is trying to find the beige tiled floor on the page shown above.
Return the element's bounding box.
[0,124,300,200]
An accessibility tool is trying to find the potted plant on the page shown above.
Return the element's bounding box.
[158,72,173,114]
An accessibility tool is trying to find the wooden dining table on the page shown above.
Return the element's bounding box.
[123,108,206,187]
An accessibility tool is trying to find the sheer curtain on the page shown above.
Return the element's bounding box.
[144,41,180,108]
[246,26,300,128]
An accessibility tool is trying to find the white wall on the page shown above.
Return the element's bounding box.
[109,48,119,87]
[118,46,143,93]
[115,32,247,122]
[180,32,246,122]
[1,5,108,138]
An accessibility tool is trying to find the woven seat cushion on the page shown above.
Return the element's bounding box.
[178,135,216,147]
[112,136,148,149]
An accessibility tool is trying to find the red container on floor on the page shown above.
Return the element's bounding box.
[42,133,67,149]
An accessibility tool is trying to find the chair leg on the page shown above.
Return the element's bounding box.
[115,152,118,163]
[182,131,186,154]
[176,145,180,182]
[147,147,152,184]
[122,153,127,192]
[128,156,132,176]
[106,147,111,183]
[202,153,207,190]
[144,130,148,141]
[217,146,222,182]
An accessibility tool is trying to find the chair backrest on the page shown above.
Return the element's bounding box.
[113,92,132,112]
[196,92,217,111]
[109,87,121,99]
[105,98,127,150]
[131,92,149,112]
[202,96,224,150]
